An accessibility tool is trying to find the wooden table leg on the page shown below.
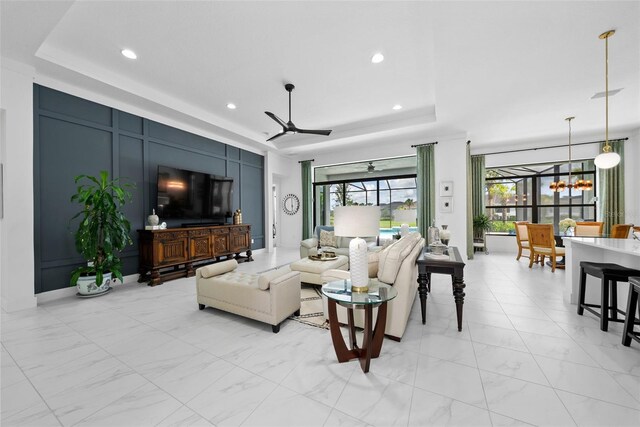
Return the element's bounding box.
[452,274,466,332]
[371,302,387,358]
[417,272,429,324]
[347,308,357,350]
[360,306,373,373]
[327,300,358,362]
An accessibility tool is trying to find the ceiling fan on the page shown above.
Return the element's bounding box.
[367,162,375,173]
[265,83,332,142]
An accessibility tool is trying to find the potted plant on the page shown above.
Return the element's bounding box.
[473,214,492,240]
[70,171,134,296]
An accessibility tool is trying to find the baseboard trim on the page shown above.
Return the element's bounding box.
[36,273,139,305]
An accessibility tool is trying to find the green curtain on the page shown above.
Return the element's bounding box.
[468,152,485,259]
[466,145,473,259]
[417,144,435,239]
[471,155,486,218]
[597,140,624,234]
[301,160,313,240]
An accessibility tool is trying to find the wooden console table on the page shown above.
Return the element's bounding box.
[415,246,466,331]
[138,224,253,286]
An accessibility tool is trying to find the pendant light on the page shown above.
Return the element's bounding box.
[594,30,621,169]
[549,117,593,192]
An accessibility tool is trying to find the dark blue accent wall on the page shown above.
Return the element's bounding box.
[33,85,265,294]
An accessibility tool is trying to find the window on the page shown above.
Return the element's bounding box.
[485,160,596,234]
[313,176,418,241]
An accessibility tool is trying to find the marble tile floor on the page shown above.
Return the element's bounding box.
[2,249,639,426]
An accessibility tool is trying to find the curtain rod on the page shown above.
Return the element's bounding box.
[297,159,315,163]
[478,137,628,156]
[410,141,438,148]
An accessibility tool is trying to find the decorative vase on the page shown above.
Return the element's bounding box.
[566,227,574,237]
[76,272,112,296]
[440,225,451,246]
[428,220,440,245]
[147,209,159,226]
[233,209,242,225]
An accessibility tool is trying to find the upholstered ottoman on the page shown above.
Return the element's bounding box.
[196,260,301,333]
[290,255,349,285]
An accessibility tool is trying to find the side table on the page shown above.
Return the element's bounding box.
[321,280,398,373]
[415,246,466,331]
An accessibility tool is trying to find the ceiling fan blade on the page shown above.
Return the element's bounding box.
[296,129,332,136]
[266,132,286,142]
[264,111,287,129]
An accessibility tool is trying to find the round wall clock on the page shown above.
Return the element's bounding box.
[283,193,300,215]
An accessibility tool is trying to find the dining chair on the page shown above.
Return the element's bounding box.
[610,224,633,239]
[526,224,565,272]
[513,221,530,261]
[574,221,604,237]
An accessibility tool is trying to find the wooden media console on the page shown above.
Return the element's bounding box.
[138,224,253,286]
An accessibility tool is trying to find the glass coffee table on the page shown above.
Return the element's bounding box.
[321,280,397,373]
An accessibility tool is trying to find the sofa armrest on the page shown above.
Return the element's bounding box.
[301,237,318,249]
[270,271,301,324]
[300,237,318,258]
[270,271,300,287]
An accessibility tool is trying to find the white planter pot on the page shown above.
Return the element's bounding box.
[76,272,112,296]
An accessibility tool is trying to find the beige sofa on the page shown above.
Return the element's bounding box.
[300,225,378,259]
[196,260,301,333]
[321,232,424,340]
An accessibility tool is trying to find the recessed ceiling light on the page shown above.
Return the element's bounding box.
[392,104,403,110]
[121,49,137,59]
[226,103,237,110]
[371,52,384,64]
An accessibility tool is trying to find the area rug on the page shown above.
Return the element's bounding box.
[288,285,329,330]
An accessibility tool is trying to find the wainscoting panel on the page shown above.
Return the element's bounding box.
[33,84,265,293]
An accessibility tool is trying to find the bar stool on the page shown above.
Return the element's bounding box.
[622,277,640,347]
[577,262,640,331]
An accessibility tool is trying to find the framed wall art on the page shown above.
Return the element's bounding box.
[440,181,453,197]
[440,197,453,213]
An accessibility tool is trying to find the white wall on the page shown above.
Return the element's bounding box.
[311,142,417,167]
[433,136,469,257]
[624,129,640,226]
[265,151,301,250]
[0,63,38,312]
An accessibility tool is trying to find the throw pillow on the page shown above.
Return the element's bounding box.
[319,230,337,248]
[199,259,238,278]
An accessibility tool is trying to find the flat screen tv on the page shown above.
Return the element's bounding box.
[156,165,233,223]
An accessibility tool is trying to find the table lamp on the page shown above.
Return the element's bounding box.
[334,206,381,293]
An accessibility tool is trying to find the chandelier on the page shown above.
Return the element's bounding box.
[549,117,593,192]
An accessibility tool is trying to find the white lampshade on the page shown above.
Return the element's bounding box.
[334,206,380,292]
[594,151,620,169]
[334,206,381,237]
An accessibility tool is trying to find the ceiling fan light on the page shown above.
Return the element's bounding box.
[594,151,620,169]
